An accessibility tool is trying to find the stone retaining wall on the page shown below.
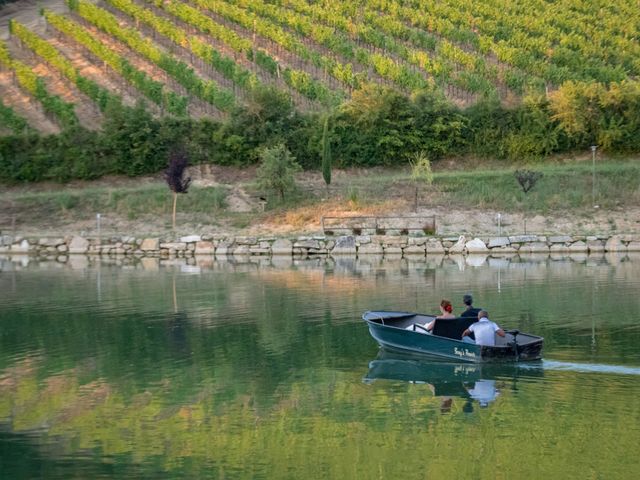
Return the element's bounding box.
[1,233,639,258]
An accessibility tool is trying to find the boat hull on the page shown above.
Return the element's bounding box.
[363,311,543,363]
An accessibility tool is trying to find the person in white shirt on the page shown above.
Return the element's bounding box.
[461,310,505,346]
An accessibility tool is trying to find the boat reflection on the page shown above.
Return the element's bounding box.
[364,348,543,410]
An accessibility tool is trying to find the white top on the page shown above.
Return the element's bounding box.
[468,380,499,406]
[468,318,500,346]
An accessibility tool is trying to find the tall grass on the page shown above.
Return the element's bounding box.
[11,184,228,219]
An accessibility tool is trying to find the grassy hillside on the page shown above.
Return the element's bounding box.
[0,0,639,183]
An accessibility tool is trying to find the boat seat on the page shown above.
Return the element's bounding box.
[432,317,476,340]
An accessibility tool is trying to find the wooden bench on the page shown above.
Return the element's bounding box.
[321,215,436,235]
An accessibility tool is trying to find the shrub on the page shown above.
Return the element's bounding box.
[256,144,302,200]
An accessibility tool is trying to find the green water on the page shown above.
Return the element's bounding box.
[1,254,639,479]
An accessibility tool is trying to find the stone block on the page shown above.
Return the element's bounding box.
[57,244,68,253]
[235,236,257,245]
[587,240,605,253]
[271,238,293,255]
[383,246,403,255]
[195,241,215,255]
[233,245,250,256]
[408,237,427,246]
[508,235,538,243]
[383,236,408,246]
[249,247,271,255]
[548,235,573,244]
[140,238,159,251]
[160,242,187,251]
[331,236,356,255]
[627,241,640,252]
[403,245,426,255]
[358,243,383,255]
[491,245,519,253]
[39,237,64,247]
[294,239,321,250]
[568,241,588,253]
[425,241,446,254]
[355,235,371,245]
[180,235,201,243]
[68,236,89,254]
[521,242,549,253]
[488,237,510,248]
[0,235,13,246]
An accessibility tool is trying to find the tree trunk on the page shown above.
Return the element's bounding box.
[172,192,178,231]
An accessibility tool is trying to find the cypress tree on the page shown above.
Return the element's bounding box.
[321,115,332,188]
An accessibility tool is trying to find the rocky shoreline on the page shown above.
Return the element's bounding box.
[1,233,638,258]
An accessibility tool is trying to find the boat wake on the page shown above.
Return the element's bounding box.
[523,360,640,376]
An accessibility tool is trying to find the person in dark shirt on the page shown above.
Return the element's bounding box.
[460,294,481,318]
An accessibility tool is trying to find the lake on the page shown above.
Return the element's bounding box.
[1,253,639,479]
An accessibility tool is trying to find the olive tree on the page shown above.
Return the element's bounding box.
[409,151,434,212]
[256,143,302,201]
[514,169,543,233]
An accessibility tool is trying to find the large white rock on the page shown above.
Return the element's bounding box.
[449,235,466,253]
[465,238,488,253]
[68,236,89,254]
[11,239,30,253]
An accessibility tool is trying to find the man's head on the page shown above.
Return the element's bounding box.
[478,310,488,320]
[463,294,473,307]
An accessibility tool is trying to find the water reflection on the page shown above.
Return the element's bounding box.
[2,252,640,478]
[364,349,543,410]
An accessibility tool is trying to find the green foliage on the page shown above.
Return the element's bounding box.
[409,151,434,185]
[333,86,421,166]
[0,100,30,134]
[256,143,302,200]
[549,81,640,152]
